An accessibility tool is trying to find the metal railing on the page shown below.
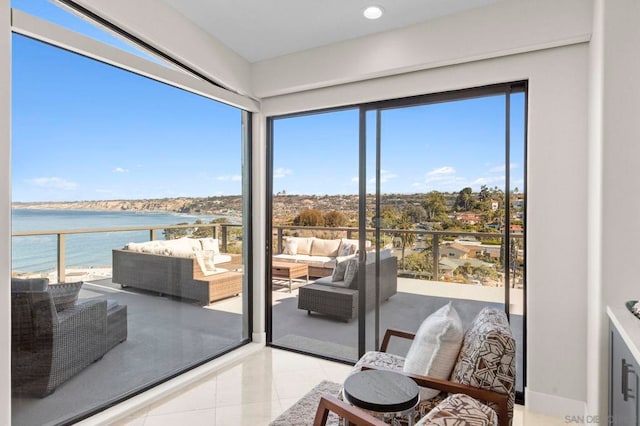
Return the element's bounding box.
[273,225,524,286]
[12,223,241,283]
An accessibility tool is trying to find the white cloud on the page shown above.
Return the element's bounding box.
[216,175,242,181]
[351,176,359,183]
[274,167,293,179]
[112,167,128,173]
[488,163,518,173]
[380,169,397,183]
[29,177,77,190]
[472,176,505,186]
[426,166,455,177]
[367,169,398,184]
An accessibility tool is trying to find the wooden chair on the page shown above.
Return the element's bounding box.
[351,307,515,426]
[314,393,499,425]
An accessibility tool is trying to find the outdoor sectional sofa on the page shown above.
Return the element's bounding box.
[273,236,371,278]
[112,237,242,305]
[297,252,397,321]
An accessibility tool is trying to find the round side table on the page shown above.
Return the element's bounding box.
[343,369,420,425]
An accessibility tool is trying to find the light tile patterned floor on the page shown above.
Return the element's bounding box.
[114,347,566,426]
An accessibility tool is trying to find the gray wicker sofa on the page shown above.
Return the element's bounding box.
[297,255,397,321]
[112,242,243,305]
[11,278,127,397]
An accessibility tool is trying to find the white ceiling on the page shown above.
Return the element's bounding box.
[161,0,502,63]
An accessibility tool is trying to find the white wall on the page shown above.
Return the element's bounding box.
[0,0,10,423]
[601,0,640,305]
[253,0,592,98]
[262,43,590,414]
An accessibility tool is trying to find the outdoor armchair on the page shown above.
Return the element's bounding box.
[351,307,515,426]
[11,278,108,397]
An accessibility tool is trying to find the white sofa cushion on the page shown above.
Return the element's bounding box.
[403,302,464,400]
[331,255,355,281]
[314,275,350,288]
[286,237,315,255]
[310,238,341,257]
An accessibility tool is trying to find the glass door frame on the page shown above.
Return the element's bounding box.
[358,80,528,400]
[265,82,528,401]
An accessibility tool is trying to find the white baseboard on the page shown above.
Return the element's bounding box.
[252,331,267,343]
[78,342,265,425]
[526,388,588,420]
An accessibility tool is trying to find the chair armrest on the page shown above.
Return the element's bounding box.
[380,329,416,352]
[361,365,509,426]
[313,395,386,426]
[56,298,108,360]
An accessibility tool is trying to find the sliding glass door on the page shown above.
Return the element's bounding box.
[362,84,526,397]
[267,82,527,399]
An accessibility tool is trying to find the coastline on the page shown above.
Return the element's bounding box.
[12,266,113,284]
[11,196,243,219]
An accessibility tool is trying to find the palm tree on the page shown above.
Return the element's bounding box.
[395,214,416,270]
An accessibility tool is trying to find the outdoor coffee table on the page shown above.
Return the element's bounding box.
[271,261,309,292]
[343,369,419,425]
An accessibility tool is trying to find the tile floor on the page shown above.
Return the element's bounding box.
[114,347,567,426]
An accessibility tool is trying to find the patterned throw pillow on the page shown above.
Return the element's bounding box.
[338,243,354,257]
[403,302,464,400]
[48,282,83,312]
[343,258,359,289]
[283,238,299,255]
[331,257,350,282]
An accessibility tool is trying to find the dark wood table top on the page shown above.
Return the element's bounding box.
[343,369,419,413]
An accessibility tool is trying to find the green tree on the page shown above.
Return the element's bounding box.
[478,185,491,202]
[379,206,401,229]
[324,210,348,227]
[455,187,475,211]
[163,222,189,240]
[404,205,426,224]
[393,213,416,270]
[422,191,447,221]
[293,208,325,226]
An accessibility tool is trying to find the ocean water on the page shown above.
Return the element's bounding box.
[11,209,225,273]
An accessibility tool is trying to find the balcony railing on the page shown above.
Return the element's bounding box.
[273,225,524,288]
[12,223,242,283]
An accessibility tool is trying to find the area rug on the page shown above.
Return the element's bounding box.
[270,380,342,426]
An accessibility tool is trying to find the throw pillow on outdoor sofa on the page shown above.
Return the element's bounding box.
[403,302,464,399]
[47,281,83,312]
[343,257,359,289]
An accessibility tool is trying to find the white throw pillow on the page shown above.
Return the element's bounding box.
[200,238,220,254]
[403,302,464,400]
[283,238,298,255]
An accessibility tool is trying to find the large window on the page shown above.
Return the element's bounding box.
[267,83,526,398]
[10,5,252,425]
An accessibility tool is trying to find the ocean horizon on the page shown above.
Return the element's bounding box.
[11,208,229,273]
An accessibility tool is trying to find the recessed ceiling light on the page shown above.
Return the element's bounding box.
[363,6,383,20]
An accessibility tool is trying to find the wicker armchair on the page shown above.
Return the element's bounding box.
[11,279,109,397]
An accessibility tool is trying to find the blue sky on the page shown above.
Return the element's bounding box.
[11,0,243,202]
[11,0,525,202]
[273,95,525,195]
